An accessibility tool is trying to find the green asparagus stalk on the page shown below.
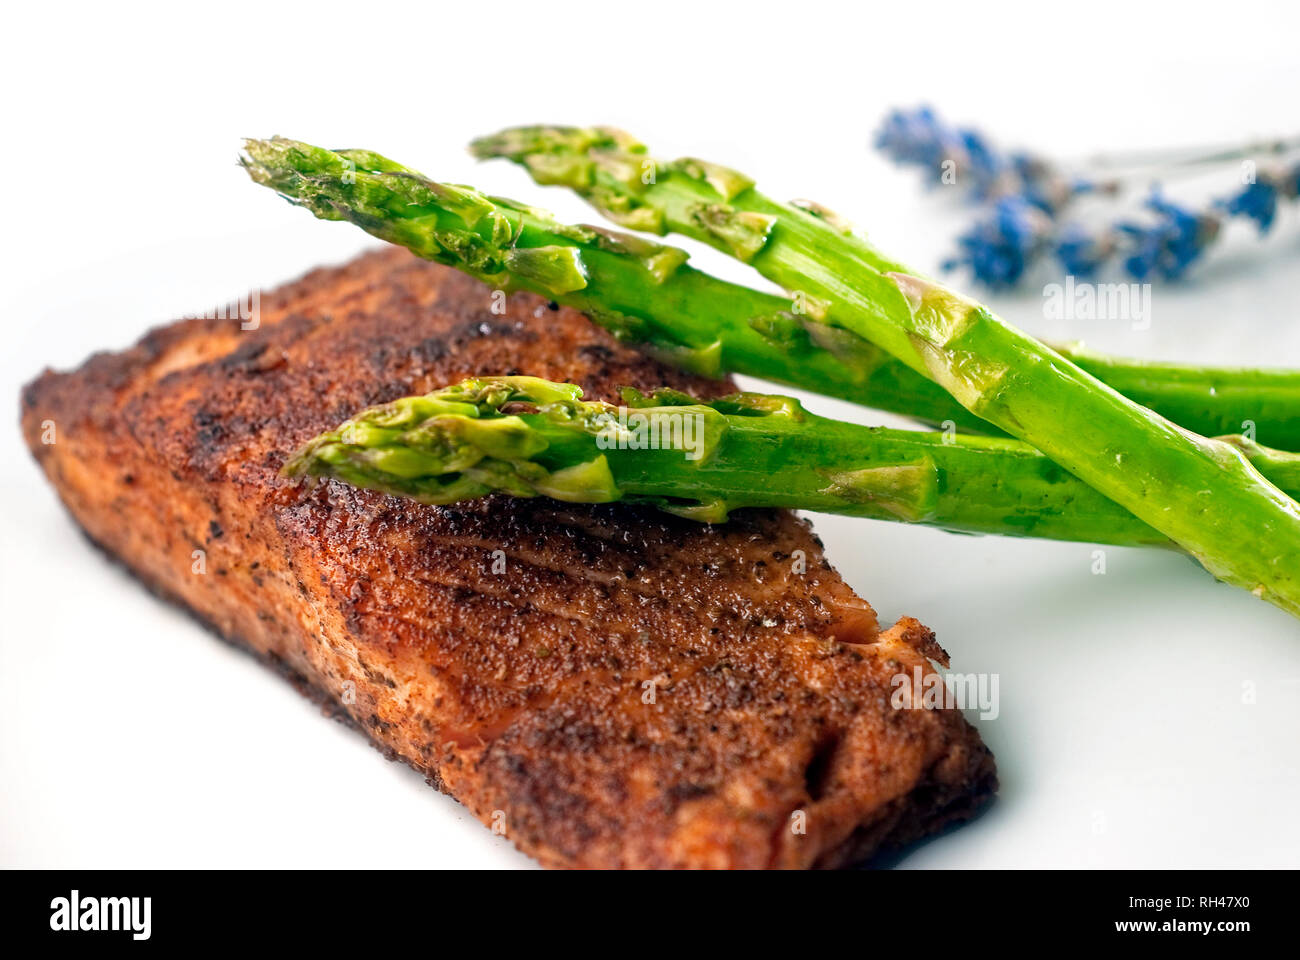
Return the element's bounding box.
[472,126,1300,616]
[241,137,1300,448]
[283,376,1300,551]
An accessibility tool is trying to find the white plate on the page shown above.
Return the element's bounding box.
[3,0,1299,869]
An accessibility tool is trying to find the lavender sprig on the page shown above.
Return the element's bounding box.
[944,164,1300,287]
[1114,192,1222,281]
[940,196,1054,290]
[875,106,1100,215]
[1063,168,1299,284]
[948,191,1219,286]
[1215,163,1300,233]
[879,106,1300,288]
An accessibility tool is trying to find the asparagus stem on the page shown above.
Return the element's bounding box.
[284,376,1300,551]
[472,126,1300,615]
[242,137,1300,449]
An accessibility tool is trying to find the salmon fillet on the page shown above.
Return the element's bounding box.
[20,247,995,868]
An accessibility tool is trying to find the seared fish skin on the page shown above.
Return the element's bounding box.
[20,247,995,868]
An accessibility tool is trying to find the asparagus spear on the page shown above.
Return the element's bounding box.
[284,376,1300,551]
[472,126,1300,615]
[241,137,1300,448]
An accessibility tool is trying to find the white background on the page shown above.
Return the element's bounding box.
[2,1,1299,868]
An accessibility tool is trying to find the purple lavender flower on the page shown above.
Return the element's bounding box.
[1218,176,1280,233]
[885,107,1300,289]
[875,106,1096,209]
[974,167,1300,288]
[874,108,947,176]
[957,127,1006,198]
[875,106,1017,199]
[1022,175,1104,217]
[942,196,1052,289]
[1116,192,1221,281]
[1054,224,1112,279]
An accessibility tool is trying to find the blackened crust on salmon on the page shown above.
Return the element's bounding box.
[21,247,995,868]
